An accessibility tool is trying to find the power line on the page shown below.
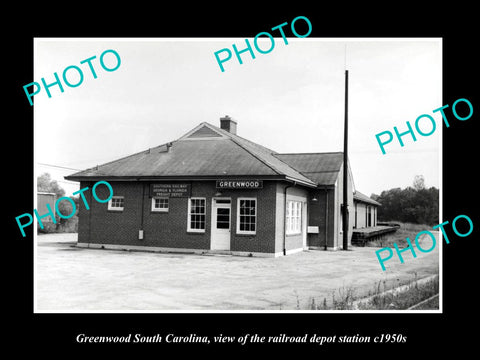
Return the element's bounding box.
[57,179,79,185]
[37,163,81,171]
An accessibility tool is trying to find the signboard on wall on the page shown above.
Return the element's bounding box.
[150,183,191,198]
[216,180,263,189]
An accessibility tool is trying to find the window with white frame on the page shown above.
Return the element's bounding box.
[151,197,169,212]
[108,196,124,211]
[286,200,302,235]
[188,197,206,232]
[237,198,256,234]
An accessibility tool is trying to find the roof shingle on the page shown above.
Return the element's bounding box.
[274,152,344,186]
[65,122,318,187]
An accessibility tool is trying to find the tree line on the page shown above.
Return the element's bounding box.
[371,175,439,226]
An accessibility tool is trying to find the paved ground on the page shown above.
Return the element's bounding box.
[36,233,440,311]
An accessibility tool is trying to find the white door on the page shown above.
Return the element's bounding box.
[211,198,231,250]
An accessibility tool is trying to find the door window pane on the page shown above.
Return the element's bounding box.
[216,207,230,229]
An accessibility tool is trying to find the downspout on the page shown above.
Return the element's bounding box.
[87,181,93,248]
[283,182,296,256]
[324,188,328,251]
[140,182,145,239]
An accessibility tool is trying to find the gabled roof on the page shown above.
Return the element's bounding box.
[353,190,381,206]
[274,152,344,186]
[65,122,317,187]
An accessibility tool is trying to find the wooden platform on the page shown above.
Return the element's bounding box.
[352,226,398,246]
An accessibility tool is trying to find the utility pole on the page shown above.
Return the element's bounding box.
[343,69,349,250]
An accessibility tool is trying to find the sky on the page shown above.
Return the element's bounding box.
[34,38,442,197]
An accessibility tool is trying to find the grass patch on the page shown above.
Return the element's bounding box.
[410,294,439,310]
[366,221,432,248]
[300,274,439,310]
[358,276,439,310]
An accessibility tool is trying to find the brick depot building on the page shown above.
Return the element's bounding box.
[66,117,378,257]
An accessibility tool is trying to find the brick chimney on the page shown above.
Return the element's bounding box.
[220,115,237,135]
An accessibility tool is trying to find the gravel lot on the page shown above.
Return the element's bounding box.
[36,233,440,311]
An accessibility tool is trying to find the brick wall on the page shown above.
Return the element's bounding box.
[77,180,281,254]
[77,178,354,253]
[143,182,211,249]
[78,181,92,244]
[218,181,278,253]
[83,181,144,246]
